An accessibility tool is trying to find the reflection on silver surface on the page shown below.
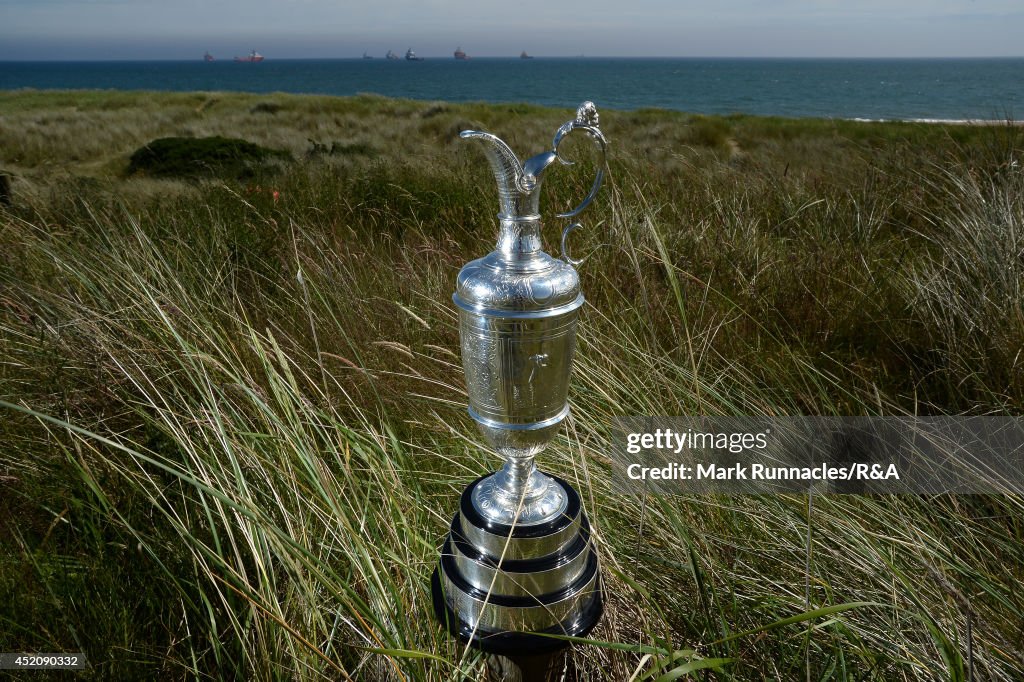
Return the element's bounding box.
[439,553,601,632]
[458,496,582,561]
[449,529,593,597]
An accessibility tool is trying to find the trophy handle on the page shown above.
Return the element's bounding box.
[560,222,585,267]
[552,101,608,220]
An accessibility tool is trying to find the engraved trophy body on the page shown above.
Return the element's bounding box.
[431,103,607,653]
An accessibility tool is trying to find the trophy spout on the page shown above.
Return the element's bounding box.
[459,130,544,220]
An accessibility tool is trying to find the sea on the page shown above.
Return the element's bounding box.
[1,58,1022,121]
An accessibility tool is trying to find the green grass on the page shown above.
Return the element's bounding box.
[1,90,1023,680]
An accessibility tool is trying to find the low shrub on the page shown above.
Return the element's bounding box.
[127,135,291,179]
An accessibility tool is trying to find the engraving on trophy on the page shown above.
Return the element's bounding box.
[528,352,549,378]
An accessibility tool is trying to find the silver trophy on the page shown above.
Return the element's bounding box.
[431,102,607,653]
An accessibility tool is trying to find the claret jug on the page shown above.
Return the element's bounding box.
[431,102,607,652]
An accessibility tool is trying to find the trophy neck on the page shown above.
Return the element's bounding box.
[496,216,544,259]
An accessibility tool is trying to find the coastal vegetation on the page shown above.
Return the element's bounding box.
[1,90,1022,680]
[127,135,292,179]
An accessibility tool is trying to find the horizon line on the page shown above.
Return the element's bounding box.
[2,54,1024,62]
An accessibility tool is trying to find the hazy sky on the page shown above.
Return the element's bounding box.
[1,0,1022,60]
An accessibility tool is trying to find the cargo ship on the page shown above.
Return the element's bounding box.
[386,50,400,60]
[234,50,264,63]
[520,51,534,59]
[454,47,469,60]
[405,48,424,61]
[204,51,215,62]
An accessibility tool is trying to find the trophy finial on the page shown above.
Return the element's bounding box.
[576,100,599,126]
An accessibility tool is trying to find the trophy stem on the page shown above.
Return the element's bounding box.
[496,456,538,501]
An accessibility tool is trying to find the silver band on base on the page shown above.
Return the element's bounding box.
[431,473,603,650]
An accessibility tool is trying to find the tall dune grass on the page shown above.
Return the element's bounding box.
[1,91,1023,679]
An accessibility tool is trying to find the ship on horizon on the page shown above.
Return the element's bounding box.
[454,47,469,60]
[386,49,399,60]
[405,48,424,61]
[520,51,534,59]
[203,51,214,62]
[234,50,264,63]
